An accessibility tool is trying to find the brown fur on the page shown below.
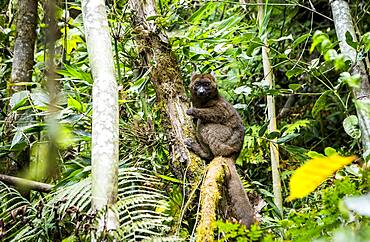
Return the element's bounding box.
[186,73,255,227]
[186,74,244,160]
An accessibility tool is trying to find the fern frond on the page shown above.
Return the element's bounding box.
[282,119,311,135]
[116,167,170,241]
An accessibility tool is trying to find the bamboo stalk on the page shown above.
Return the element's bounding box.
[257,0,283,215]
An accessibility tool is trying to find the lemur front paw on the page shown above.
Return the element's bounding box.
[186,108,194,116]
[184,138,194,149]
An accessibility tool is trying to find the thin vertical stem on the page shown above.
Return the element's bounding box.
[257,0,283,215]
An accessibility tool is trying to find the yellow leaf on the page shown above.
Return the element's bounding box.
[287,155,356,201]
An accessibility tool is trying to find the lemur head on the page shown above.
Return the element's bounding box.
[189,73,218,104]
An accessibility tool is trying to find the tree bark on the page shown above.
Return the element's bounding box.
[2,0,38,175]
[257,0,283,214]
[81,0,119,235]
[331,0,370,162]
[10,0,37,93]
[128,0,203,178]
[195,157,226,242]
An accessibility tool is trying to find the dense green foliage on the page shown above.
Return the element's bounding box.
[0,0,369,241]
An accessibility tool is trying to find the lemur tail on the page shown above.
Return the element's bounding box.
[223,157,255,227]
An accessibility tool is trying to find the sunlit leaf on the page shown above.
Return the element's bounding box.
[343,115,361,139]
[288,155,357,201]
[288,84,301,91]
[30,90,49,110]
[338,72,361,88]
[234,85,252,96]
[334,54,349,71]
[344,194,370,216]
[324,49,337,61]
[188,2,217,23]
[362,32,370,52]
[68,96,84,112]
[324,147,338,156]
[10,90,30,110]
[282,119,310,135]
[11,130,24,148]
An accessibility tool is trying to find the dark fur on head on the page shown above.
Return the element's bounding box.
[189,73,218,107]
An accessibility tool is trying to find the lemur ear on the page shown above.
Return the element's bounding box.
[191,73,199,81]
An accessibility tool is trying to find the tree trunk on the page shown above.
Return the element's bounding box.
[81,0,119,235]
[10,0,37,93]
[331,0,370,162]
[128,0,203,179]
[257,0,283,214]
[2,0,38,175]
[196,157,226,242]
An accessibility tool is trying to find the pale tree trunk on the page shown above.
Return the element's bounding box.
[257,0,283,214]
[2,0,38,175]
[331,0,370,162]
[127,0,203,180]
[81,0,119,236]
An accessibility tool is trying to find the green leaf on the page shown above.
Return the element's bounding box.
[286,68,304,79]
[310,30,332,54]
[276,133,300,144]
[146,15,160,21]
[270,34,293,43]
[246,38,263,56]
[234,85,252,96]
[362,32,370,52]
[343,115,361,139]
[282,119,310,135]
[292,33,310,49]
[324,49,337,61]
[21,123,46,133]
[312,90,331,119]
[157,174,181,184]
[11,130,24,148]
[338,72,361,88]
[324,147,337,156]
[282,145,309,162]
[258,123,268,137]
[344,194,370,216]
[266,131,280,140]
[10,90,30,110]
[68,96,83,112]
[288,84,301,91]
[62,235,78,242]
[30,90,49,109]
[58,64,93,84]
[307,151,325,159]
[345,31,357,49]
[188,2,217,23]
[334,54,349,71]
